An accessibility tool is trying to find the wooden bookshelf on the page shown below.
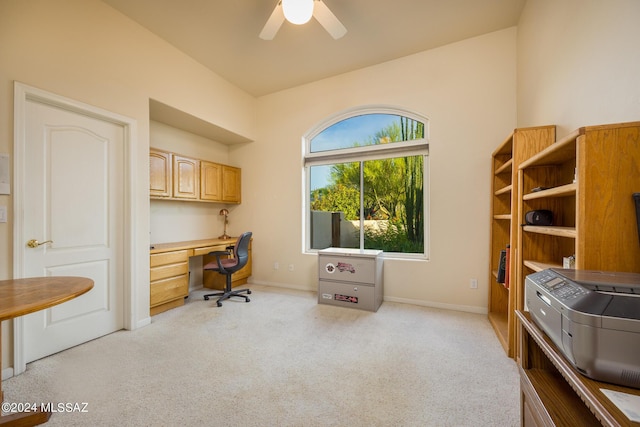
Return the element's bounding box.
[516,122,640,327]
[487,126,555,357]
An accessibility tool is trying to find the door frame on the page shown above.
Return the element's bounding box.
[12,82,139,375]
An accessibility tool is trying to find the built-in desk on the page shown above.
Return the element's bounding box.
[149,237,252,315]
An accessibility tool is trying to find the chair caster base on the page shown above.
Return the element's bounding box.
[204,289,251,307]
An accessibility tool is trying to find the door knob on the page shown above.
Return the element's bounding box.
[26,239,53,248]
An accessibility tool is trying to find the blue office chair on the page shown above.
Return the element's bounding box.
[203,231,252,307]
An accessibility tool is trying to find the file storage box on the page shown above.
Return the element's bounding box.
[317,248,383,312]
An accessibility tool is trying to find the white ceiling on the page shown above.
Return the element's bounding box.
[101,0,526,97]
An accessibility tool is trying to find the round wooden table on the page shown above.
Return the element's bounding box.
[0,276,93,426]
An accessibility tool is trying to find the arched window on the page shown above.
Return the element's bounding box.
[304,106,429,258]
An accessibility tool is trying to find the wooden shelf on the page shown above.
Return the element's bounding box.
[522,182,576,200]
[519,129,580,169]
[522,225,577,238]
[495,159,513,175]
[523,260,562,272]
[493,133,514,156]
[521,368,602,426]
[487,311,508,352]
[495,184,512,196]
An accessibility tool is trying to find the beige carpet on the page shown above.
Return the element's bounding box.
[2,285,519,426]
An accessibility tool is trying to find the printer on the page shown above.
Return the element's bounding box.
[525,268,640,389]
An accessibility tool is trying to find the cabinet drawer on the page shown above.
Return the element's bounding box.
[150,275,188,306]
[318,255,376,284]
[150,250,189,267]
[150,262,188,282]
[192,245,227,257]
[318,280,375,311]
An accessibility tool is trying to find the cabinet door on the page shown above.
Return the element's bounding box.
[222,165,241,203]
[200,160,222,201]
[172,155,199,199]
[149,149,171,197]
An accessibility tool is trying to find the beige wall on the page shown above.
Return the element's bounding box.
[231,28,518,312]
[0,0,255,371]
[517,0,640,135]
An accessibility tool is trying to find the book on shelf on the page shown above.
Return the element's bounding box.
[504,244,510,289]
[497,249,506,284]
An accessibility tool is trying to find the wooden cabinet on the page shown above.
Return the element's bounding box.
[200,162,241,203]
[200,160,222,201]
[222,165,241,203]
[516,122,640,313]
[149,149,171,197]
[488,126,555,358]
[150,249,189,315]
[172,154,199,199]
[149,148,241,204]
[516,310,640,426]
[203,239,252,289]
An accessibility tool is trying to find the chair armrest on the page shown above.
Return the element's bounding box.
[207,250,232,273]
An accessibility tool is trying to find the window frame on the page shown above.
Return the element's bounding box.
[302,105,430,260]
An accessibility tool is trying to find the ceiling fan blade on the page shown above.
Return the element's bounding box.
[313,0,347,39]
[259,1,285,40]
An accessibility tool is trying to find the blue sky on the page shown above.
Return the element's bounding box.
[309,114,399,190]
[311,114,399,153]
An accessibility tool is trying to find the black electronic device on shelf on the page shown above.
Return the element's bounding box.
[525,209,553,226]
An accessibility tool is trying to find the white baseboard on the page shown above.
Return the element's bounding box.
[136,317,152,329]
[383,296,488,315]
[250,279,316,292]
[250,280,488,315]
[2,367,14,381]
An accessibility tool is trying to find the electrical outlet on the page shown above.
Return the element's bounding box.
[288,264,294,272]
[273,262,279,270]
[470,278,478,289]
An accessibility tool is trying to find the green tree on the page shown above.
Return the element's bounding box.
[400,118,424,246]
[310,183,360,220]
[310,117,424,252]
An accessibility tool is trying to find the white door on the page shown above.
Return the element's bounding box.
[19,95,125,363]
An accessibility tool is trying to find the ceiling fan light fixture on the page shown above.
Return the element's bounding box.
[282,0,314,25]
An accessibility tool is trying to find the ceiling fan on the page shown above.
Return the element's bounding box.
[259,0,347,40]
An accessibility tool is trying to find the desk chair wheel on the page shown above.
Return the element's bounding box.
[204,295,210,301]
[247,290,252,295]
